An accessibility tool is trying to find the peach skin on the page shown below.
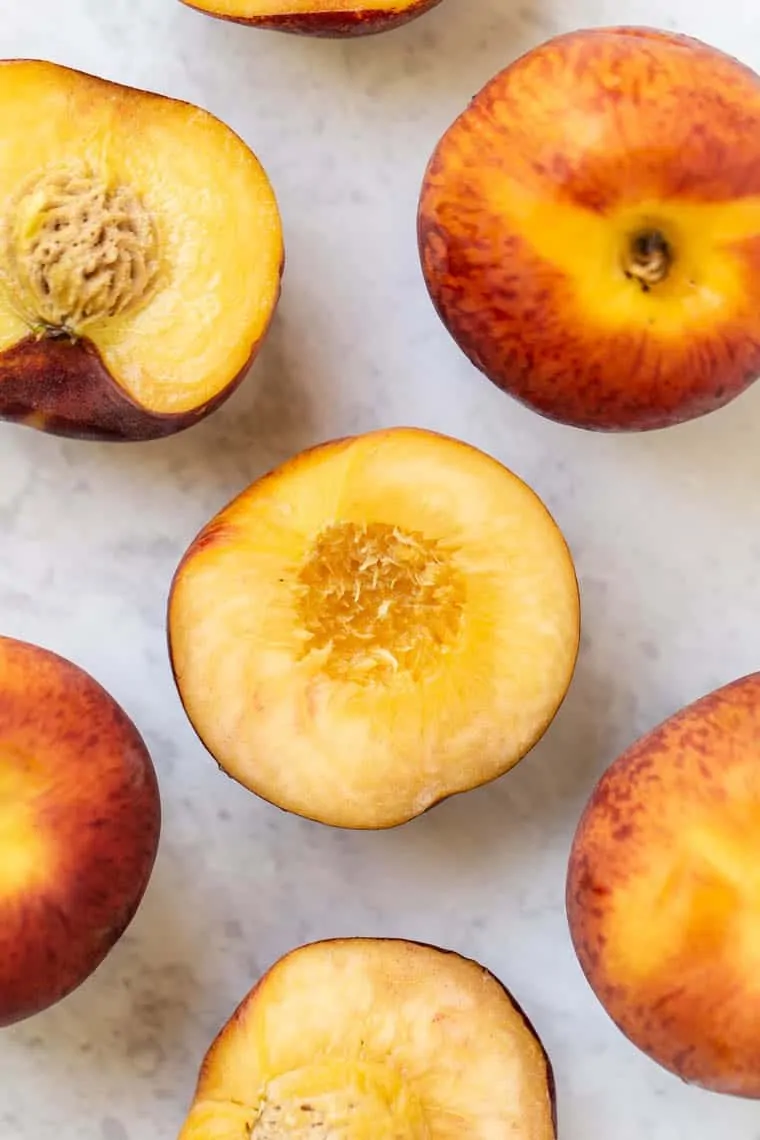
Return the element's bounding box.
[179,0,443,36]
[0,635,160,1026]
[567,672,760,1096]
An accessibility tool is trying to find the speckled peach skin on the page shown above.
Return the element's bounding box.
[0,636,160,1026]
[567,673,760,1096]
[179,0,442,36]
[418,26,760,431]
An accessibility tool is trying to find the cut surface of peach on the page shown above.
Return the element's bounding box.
[168,427,579,828]
[179,938,556,1140]
[0,59,283,423]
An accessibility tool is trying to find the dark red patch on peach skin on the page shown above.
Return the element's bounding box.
[0,320,270,442]
[0,636,161,1027]
[185,520,238,559]
[418,25,760,431]
[565,672,760,1095]
[180,0,442,36]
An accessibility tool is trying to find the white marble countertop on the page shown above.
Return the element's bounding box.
[2,1,760,1137]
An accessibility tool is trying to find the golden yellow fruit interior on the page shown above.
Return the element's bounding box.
[188,0,417,18]
[0,60,282,414]
[169,428,579,828]
[179,940,555,1140]
[295,520,466,682]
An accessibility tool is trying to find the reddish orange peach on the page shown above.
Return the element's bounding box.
[567,673,760,1096]
[179,0,443,35]
[0,636,160,1026]
[418,27,760,430]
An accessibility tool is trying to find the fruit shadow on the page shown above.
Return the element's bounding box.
[37,300,329,542]
[250,632,634,969]
[613,386,760,541]
[367,637,623,880]
[171,0,561,155]
[1,851,207,1107]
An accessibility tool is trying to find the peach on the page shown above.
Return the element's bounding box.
[0,635,160,1026]
[418,27,760,431]
[178,938,557,1139]
[0,60,283,440]
[567,672,760,1096]
[167,427,580,829]
[179,0,443,36]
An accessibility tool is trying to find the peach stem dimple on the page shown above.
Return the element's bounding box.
[623,228,673,291]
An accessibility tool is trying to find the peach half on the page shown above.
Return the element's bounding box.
[419,26,760,430]
[178,938,557,1139]
[567,672,760,1097]
[179,0,443,36]
[0,60,283,440]
[168,426,580,829]
[0,635,160,1027]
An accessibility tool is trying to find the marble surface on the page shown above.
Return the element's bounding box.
[2,0,760,1137]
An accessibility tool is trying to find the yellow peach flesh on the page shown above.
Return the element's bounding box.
[0,60,282,416]
[179,940,556,1139]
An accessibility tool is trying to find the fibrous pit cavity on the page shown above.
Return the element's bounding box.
[4,165,159,336]
[249,1062,426,1139]
[296,521,465,683]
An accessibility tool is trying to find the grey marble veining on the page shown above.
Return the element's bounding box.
[2,1,760,1137]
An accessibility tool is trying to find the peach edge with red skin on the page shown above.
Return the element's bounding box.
[0,262,282,442]
[0,635,161,1026]
[178,0,442,36]
[186,938,558,1134]
[565,672,760,1096]
[165,427,581,830]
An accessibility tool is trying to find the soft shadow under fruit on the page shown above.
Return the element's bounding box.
[0,59,283,440]
[178,938,557,1139]
[567,672,760,1097]
[179,0,443,36]
[167,426,580,829]
[0,635,160,1026]
[418,26,760,431]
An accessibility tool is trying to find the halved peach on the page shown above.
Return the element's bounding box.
[179,938,557,1139]
[168,426,580,829]
[0,60,283,440]
[179,0,443,35]
[0,635,160,1026]
[567,672,760,1096]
